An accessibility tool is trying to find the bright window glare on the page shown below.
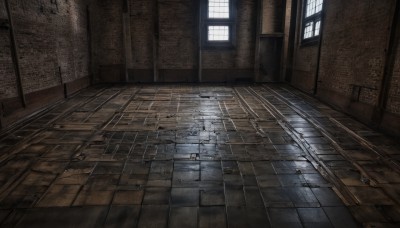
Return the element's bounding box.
[208,0,230,18]
[303,22,313,39]
[306,0,324,17]
[208,26,229,41]
[314,20,321,36]
[303,0,323,40]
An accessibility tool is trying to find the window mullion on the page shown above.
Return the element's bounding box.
[203,0,236,48]
[302,0,324,42]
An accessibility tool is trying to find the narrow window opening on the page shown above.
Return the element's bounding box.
[302,0,324,43]
[314,20,321,36]
[202,0,236,48]
[304,22,314,39]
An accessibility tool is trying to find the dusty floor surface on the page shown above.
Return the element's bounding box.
[0,84,399,227]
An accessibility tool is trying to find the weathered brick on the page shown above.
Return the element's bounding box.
[0,0,90,98]
[289,0,400,130]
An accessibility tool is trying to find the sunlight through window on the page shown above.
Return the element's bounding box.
[208,26,229,41]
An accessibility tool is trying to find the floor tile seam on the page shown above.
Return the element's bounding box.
[260,85,400,188]
[244,86,358,206]
[253,86,400,213]
[266,85,400,170]
[0,87,114,165]
[0,86,110,140]
[28,87,142,210]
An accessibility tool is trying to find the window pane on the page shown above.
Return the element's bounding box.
[208,26,229,41]
[314,20,321,36]
[208,0,230,18]
[304,22,314,39]
[306,0,315,17]
[315,0,323,13]
[306,0,323,17]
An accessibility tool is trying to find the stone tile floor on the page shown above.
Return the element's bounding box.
[0,84,399,227]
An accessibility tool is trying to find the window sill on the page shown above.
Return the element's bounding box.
[300,38,319,47]
[202,42,235,50]
[202,46,236,51]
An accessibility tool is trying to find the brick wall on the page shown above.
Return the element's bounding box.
[201,0,257,70]
[0,0,90,99]
[289,0,319,93]
[388,31,400,115]
[89,0,257,81]
[290,0,394,96]
[292,0,393,99]
[0,0,18,100]
[234,0,256,69]
[281,0,292,82]
[262,0,284,34]
[15,0,88,93]
[158,0,197,69]
[257,0,287,82]
[203,0,256,70]
[318,0,392,106]
[0,28,17,99]
[0,0,91,129]
[288,0,400,137]
[291,45,318,93]
[130,0,153,69]
[90,0,124,82]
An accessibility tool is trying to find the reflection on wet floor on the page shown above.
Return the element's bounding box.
[0,84,399,227]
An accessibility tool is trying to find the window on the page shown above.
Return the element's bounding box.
[302,0,324,43]
[208,0,229,18]
[202,0,236,48]
[208,26,229,41]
